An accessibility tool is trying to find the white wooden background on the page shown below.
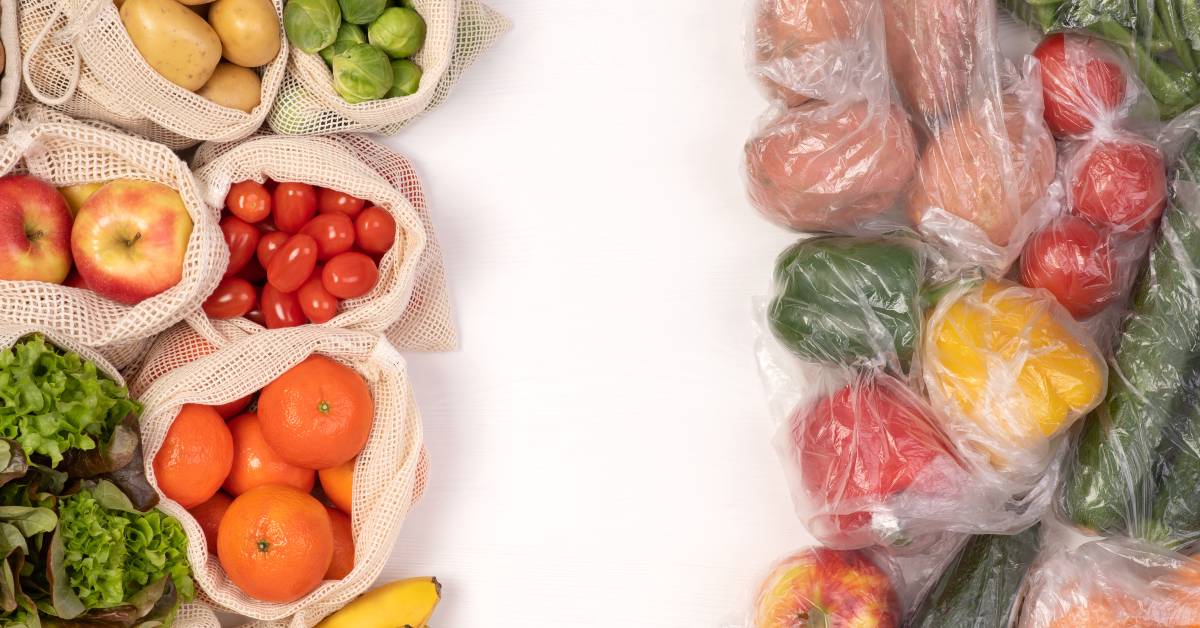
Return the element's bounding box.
[378,1,817,624]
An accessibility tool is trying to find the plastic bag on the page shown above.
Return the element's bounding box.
[880,0,980,132]
[748,546,903,628]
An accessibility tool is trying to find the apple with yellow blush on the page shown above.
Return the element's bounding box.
[754,548,900,628]
[0,174,73,284]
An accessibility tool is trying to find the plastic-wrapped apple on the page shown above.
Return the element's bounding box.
[754,547,900,628]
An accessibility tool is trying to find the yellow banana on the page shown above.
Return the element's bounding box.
[316,576,441,628]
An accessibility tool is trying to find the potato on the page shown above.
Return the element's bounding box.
[120,0,222,91]
[209,0,282,68]
[197,62,262,112]
[177,0,218,4]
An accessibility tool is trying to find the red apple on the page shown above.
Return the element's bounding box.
[71,180,193,304]
[0,174,73,283]
[754,548,901,628]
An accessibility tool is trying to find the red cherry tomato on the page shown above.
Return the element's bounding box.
[203,276,257,319]
[273,182,317,233]
[213,394,254,420]
[220,215,261,277]
[266,234,318,293]
[238,256,268,283]
[301,213,356,261]
[322,252,379,299]
[1070,137,1167,231]
[317,189,366,218]
[261,284,305,329]
[256,231,290,268]
[354,206,397,255]
[1019,215,1119,319]
[298,275,339,324]
[245,308,266,327]
[1034,34,1127,137]
[225,180,272,223]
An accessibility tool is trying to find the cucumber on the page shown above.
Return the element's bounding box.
[907,525,1041,628]
[1062,138,1200,535]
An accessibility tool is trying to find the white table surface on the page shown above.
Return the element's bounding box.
[377,1,817,625]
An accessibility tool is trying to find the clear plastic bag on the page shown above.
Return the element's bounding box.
[748,546,904,628]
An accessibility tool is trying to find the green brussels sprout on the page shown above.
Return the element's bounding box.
[368,7,426,58]
[332,43,394,103]
[320,22,367,65]
[284,0,341,54]
[338,0,387,25]
[387,59,422,97]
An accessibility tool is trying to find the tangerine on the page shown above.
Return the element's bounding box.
[318,458,355,515]
[218,485,333,603]
[213,393,255,419]
[189,491,233,552]
[325,507,355,580]
[154,404,234,508]
[258,356,373,469]
[224,413,315,496]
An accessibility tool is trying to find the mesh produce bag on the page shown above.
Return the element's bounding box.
[132,323,427,627]
[0,105,225,369]
[267,0,509,136]
[19,0,289,150]
[189,133,456,351]
[0,0,19,125]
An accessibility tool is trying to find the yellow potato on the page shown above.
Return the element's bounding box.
[208,0,282,68]
[119,0,222,91]
[197,62,262,112]
[177,0,217,4]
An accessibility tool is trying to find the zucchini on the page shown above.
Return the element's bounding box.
[907,525,1041,628]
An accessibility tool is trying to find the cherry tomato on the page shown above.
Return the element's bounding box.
[267,234,318,293]
[225,180,272,223]
[1019,215,1119,319]
[273,182,317,233]
[298,275,339,324]
[221,215,261,277]
[203,276,257,319]
[1034,34,1127,137]
[239,256,268,283]
[213,393,255,419]
[256,231,290,268]
[301,213,356,260]
[261,284,305,329]
[322,252,379,299]
[245,308,266,327]
[1070,137,1167,231]
[317,188,366,218]
[354,206,397,255]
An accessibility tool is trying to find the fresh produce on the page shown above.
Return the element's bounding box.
[204,179,392,327]
[315,576,442,628]
[0,175,73,284]
[284,0,341,52]
[881,0,977,125]
[119,0,223,91]
[767,235,925,371]
[188,491,233,551]
[388,58,422,97]
[152,404,234,508]
[325,507,354,579]
[339,0,386,25]
[224,412,315,495]
[1019,214,1120,318]
[923,279,1105,472]
[745,101,918,232]
[319,457,355,514]
[319,22,368,64]
[58,182,103,217]
[217,484,333,603]
[332,43,394,103]
[1033,33,1129,137]
[907,525,1042,627]
[196,62,264,113]
[368,7,425,58]
[71,180,194,304]
[208,0,283,68]
[1068,135,1168,232]
[751,0,863,106]
[752,547,900,628]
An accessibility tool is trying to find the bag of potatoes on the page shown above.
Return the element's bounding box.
[268,0,508,135]
[20,0,288,149]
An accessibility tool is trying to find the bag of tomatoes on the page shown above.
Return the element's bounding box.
[0,106,225,370]
[132,322,427,625]
[267,0,509,136]
[19,0,289,149]
[190,133,456,352]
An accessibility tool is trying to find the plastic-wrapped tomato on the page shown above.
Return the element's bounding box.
[317,189,366,218]
[298,275,338,324]
[256,231,290,268]
[203,276,257,319]
[322,252,379,299]
[1033,34,1127,138]
[301,213,356,260]
[1069,136,1167,232]
[221,215,261,277]
[266,234,318,293]
[261,284,305,329]
[1019,215,1119,319]
[273,182,318,233]
[226,180,272,223]
[355,206,396,255]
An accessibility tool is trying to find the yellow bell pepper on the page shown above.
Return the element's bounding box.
[924,280,1105,470]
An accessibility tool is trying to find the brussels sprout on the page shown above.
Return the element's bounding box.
[320,22,367,65]
[338,0,387,25]
[368,7,426,58]
[332,43,394,103]
[284,0,341,54]
[387,59,422,97]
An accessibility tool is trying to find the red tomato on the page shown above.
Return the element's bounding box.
[298,275,339,324]
[261,284,305,329]
[203,277,257,319]
[220,215,261,277]
[1019,215,1118,319]
[322,252,379,299]
[1070,137,1167,231]
[225,180,272,223]
[213,394,255,420]
[1034,34,1127,137]
[301,213,356,261]
[354,206,396,255]
[238,256,267,283]
[317,189,366,218]
[256,231,290,268]
[245,308,266,327]
[266,234,318,293]
[272,182,317,233]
